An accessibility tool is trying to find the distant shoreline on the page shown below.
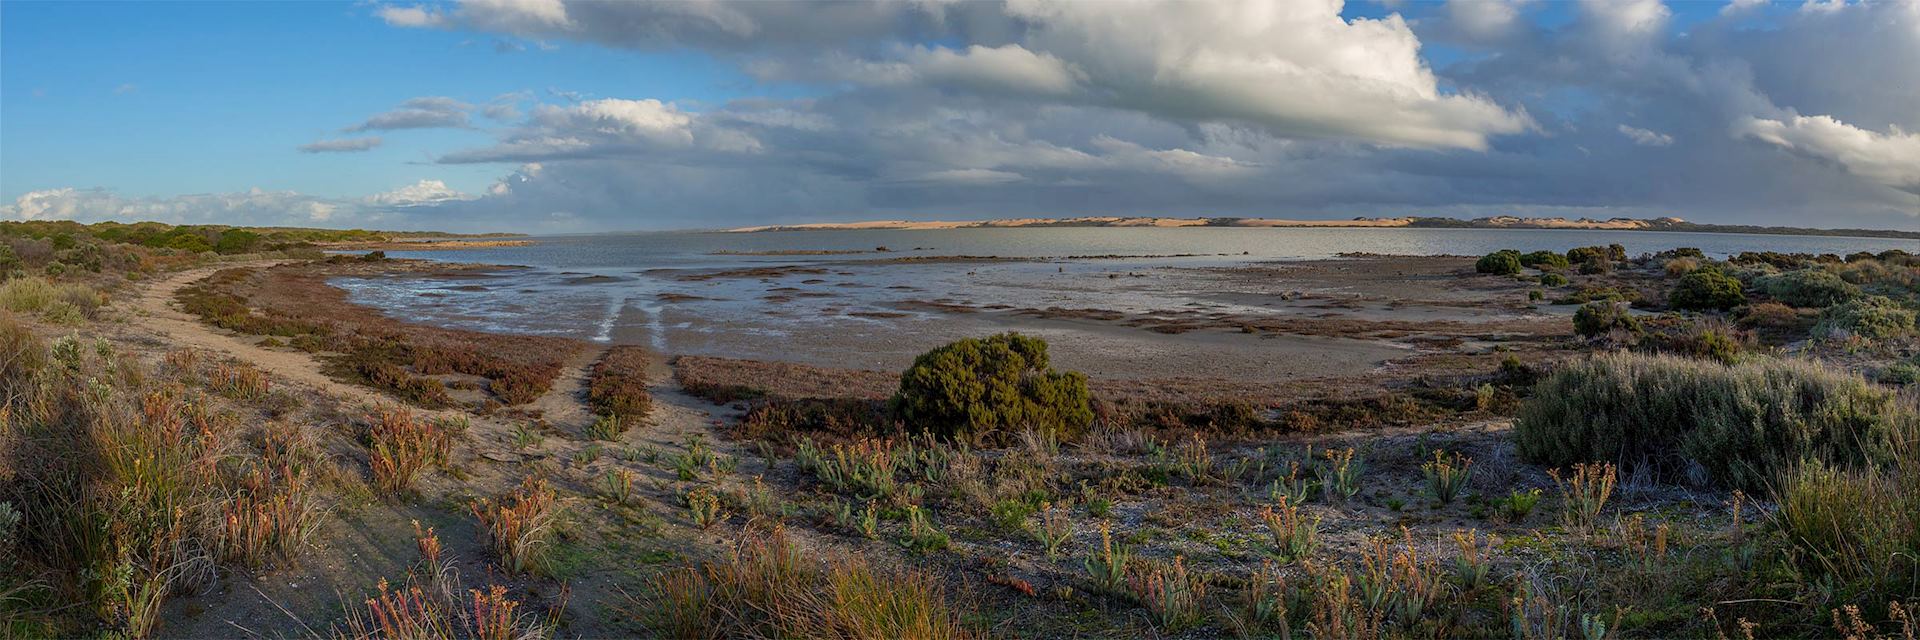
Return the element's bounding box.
[727,215,1920,240]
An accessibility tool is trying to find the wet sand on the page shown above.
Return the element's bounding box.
[335,253,1561,384]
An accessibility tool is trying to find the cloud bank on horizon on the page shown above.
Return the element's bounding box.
[3,0,1918,232]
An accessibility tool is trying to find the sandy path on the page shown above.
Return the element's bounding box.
[131,262,383,403]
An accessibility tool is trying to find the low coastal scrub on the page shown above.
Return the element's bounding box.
[586,345,652,436]
[0,276,103,323]
[1573,301,1639,337]
[1667,269,1746,311]
[1761,268,1861,307]
[1474,250,1521,275]
[1519,250,1569,270]
[1815,295,1916,340]
[1515,352,1914,491]
[892,333,1093,442]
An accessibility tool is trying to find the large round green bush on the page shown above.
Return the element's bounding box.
[1761,269,1860,308]
[1515,353,1915,491]
[1815,295,1916,340]
[1667,270,1745,311]
[1572,301,1638,337]
[892,333,1093,442]
[1520,251,1570,270]
[1475,250,1521,275]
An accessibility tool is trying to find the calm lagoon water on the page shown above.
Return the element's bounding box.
[334,227,1920,358]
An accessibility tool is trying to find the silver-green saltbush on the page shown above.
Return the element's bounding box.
[1515,352,1915,491]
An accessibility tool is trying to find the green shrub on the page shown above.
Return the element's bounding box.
[1514,353,1916,492]
[1539,273,1568,287]
[1760,269,1860,308]
[1520,251,1569,270]
[1667,270,1745,311]
[892,333,1093,442]
[1555,285,1640,305]
[0,277,57,312]
[1475,250,1521,276]
[1572,301,1639,337]
[1566,246,1605,265]
[1815,295,1916,340]
[1880,362,1920,384]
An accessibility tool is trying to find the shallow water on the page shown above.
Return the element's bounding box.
[334,227,1920,370]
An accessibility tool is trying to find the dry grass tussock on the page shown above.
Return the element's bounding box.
[639,525,978,640]
[0,314,323,637]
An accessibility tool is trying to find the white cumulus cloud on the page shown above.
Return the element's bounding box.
[1738,114,1920,194]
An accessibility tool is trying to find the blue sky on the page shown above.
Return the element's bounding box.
[2,1,1916,232]
[2,1,768,200]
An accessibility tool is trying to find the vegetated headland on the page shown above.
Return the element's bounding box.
[731,214,1920,240]
[0,219,1916,639]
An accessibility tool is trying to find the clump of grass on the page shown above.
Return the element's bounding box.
[1550,462,1615,534]
[1265,459,1315,505]
[1028,501,1073,559]
[1169,433,1215,484]
[585,413,626,441]
[685,488,726,528]
[210,361,270,400]
[365,407,453,495]
[1774,456,1918,596]
[1422,450,1473,505]
[1083,522,1131,595]
[833,499,880,539]
[1128,555,1208,631]
[1516,353,1914,491]
[1353,530,1444,628]
[900,504,948,553]
[600,467,637,505]
[216,455,321,568]
[470,476,560,575]
[338,579,549,640]
[639,526,976,639]
[1496,489,1543,523]
[1450,529,1492,592]
[1313,447,1363,504]
[1260,495,1320,562]
[795,437,905,500]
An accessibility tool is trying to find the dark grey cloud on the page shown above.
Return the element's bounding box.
[297,136,383,153]
[343,96,473,132]
[354,0,1920,232]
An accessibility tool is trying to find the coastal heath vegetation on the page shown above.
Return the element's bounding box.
[1515,352,1912,492]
